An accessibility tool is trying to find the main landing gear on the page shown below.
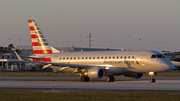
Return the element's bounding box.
[81,76,89,82]
[149,72,156,83]
[106,76,115,82]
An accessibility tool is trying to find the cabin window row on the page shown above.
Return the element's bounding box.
[59,56,135,60]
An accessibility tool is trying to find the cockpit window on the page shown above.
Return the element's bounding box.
[151,55,156,58]
[151,54,166,58]
[157,54,165,58]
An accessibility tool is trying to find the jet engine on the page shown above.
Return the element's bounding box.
[124,73,143,79]
[84,67,104,79]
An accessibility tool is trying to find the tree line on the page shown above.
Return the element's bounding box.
[0,44,15,53]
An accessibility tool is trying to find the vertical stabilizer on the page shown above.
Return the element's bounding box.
[28,20,60,54]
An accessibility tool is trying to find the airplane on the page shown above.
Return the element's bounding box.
[16,20,174,83]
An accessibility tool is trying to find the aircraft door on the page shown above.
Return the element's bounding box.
[141,54,146,66]
[53,55,59,62]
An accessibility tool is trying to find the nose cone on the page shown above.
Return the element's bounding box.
[162,60,174,70]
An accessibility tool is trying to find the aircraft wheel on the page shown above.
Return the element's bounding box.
[81,76,86,82]
[150,78,156,83]
[111,76,115,82]
[106,76,114,82]
[85,76,90,82]
[81,76,90,82]
[106,76,111,82]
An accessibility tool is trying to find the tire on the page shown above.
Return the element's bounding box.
[106,76,111,82]
[150,78,156,83]
[81,76,86,82]
[111,76,115,82]
[85,76,90,82]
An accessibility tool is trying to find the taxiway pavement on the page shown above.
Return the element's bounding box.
[0,80,180,93]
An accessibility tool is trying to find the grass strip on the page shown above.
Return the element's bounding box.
[0,90,179,101]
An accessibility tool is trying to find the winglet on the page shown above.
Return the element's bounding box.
[14,51,24,62]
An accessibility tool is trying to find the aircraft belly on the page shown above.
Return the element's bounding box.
[105,67,125,75]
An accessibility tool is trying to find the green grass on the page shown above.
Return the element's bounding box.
[0,90,179,101]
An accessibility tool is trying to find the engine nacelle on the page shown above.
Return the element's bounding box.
[84,67,104,79]
[124,73,143,79]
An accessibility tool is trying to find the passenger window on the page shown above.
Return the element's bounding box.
[74,57,76,59]
[78,57,80,59]
[124,56,126,59]
[113,57,115,59]
[86,57,88,59]
[132,56,134,58]
[101,57,103,59]
[63,57,65,60]
[116,56,119,59]
[67,57,69,60]
[59,58,61,60]
[97,57,99,59]
[105,57,107,59]
[121,56,122,59]
[151,55,156,58]
[82,57,84,59]
[109,57,111,59]
[70,57,72,60]
[89,57,91,59]
[93,57,95,59]
[128,56,130,59]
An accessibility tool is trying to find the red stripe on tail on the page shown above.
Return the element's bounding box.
[32,42,39,46]
[29,27,35,31]
[33,50,52,54]
[29,20,33,23]
[31,34,37,38]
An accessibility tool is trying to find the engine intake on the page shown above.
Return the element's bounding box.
[84,67,104,79]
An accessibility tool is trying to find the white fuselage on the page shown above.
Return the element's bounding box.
[39,50,174,75]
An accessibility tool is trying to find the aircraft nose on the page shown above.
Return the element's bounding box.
[162,61,174,70]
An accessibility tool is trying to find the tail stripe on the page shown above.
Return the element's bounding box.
[29,27,35,31]
[31,34,37,38]
[33,50,52,54]
[32,42,40,46]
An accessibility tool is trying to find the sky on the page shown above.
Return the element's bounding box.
[0,0,180,52]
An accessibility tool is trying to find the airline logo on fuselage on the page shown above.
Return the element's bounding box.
[103,60,136,65]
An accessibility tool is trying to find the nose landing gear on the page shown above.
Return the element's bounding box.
[149,72,156,83]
